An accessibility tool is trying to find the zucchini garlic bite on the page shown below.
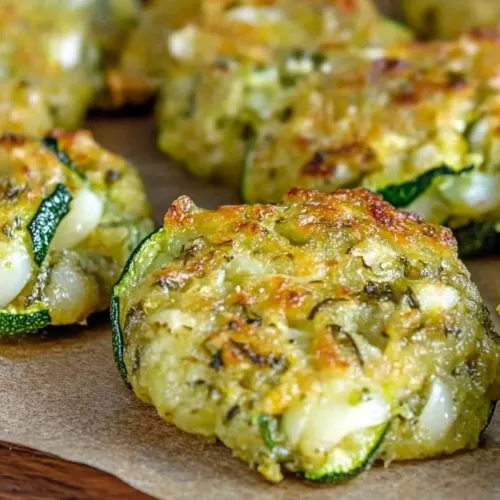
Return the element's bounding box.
[0,131,153,338]
[244,34,500,255]
[112,189,500,483]
[0,0,142,127]
[112,0,412,108]
[0,0,99,129]
[155,0,412,184]
[157,49,348,186]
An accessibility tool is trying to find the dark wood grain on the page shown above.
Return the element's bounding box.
[0,441,153,499]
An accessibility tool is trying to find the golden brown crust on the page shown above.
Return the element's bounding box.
[284,188,457,251]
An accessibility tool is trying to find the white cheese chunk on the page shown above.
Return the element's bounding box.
[419,379,456,441]
[283,381,389,456]
[49,32,84,69]
[411,283,459,314]
[51,188,103,250]
[226,254,266,276]
[168,25,198,61]
[45,259,90,323]
[0,242,32,308]
[149,309,196,332]
[226,6,283,24]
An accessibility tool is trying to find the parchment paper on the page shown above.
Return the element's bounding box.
[0,116,498,500]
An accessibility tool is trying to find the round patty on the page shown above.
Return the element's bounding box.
[0,1,100,129]
[112,188,500,483]
[243,34,500,255]
[114,0,412,109]
[0,1,143,124]
[0,130,153,337]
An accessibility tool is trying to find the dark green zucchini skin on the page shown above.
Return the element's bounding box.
[377,165,473,208]
[481,402,497,435]
[304,422,391,483]
[110,295,130,387]
[452,221,500,257]
[41,136,83,178]
[111,227,165,386]
[0,310,51,339]
[27,183,72,267]
[258,416,278,451]
[260,416,390,483]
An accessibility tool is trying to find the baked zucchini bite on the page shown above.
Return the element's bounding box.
[157,49,365,186]
[112,0,412,108]
[155,0,412,184]
[0,1,142,123]
[244,35,500,255]
[403,0,500,40]
[112,189,500,483]
[0,0,100,129]
[0,131,153,338]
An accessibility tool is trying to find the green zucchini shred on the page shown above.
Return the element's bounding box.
[452,220,500,257]
[304,421,391,483]
[258,415,278,451]
[110,294,130,387]
[28,183,72,267]
[0,309,51,338]
[377,165,473,208]
[481,402,497,435]
[41,136,84,178]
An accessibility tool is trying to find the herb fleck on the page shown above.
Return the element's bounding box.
[226,404,241,422]
[209,349,224,371]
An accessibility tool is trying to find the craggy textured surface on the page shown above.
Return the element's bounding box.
[0,117,498,499]
[115,188,498,483]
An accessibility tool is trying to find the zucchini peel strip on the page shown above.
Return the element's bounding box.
[111,227,165,385]
[28,183,72,267]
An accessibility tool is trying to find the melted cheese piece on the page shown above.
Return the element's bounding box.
[49,31,84,69]
[51,188,103,250]
[283,381,389,456]
[0,242,32,308]
[226,254,267,276]
[350,239,399,278]
[225,6,283,24]
[149,309,196,332]
[168,25,198,61]
[45,259,91,324]
[440,172,500,217]
[419,379,457,441]
[411,283,459,314]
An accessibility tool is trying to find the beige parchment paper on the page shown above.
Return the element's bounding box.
[0,117,499,500]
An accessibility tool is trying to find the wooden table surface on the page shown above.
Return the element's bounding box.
[0,441,153,499]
